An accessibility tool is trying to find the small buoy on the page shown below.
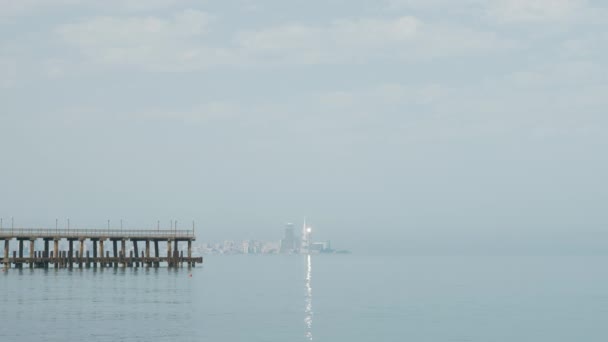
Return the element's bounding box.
[189,273,192,277]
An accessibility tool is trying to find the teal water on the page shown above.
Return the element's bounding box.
[1,255,607,341]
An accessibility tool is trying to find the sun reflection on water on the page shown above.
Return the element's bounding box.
[305,254,313,340]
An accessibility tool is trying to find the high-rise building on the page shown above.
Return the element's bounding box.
[279,223,296,253]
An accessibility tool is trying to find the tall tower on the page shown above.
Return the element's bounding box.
[280,223,295,253]
[301,219,312,255]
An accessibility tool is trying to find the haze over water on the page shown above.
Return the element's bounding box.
[2,254,607,341]
[2,1,607,340]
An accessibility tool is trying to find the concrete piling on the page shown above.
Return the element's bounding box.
[145,240,150,267]
[154,240,160,268]
[53,239,59,268]
[99,239,105,268]
[121,240,126,267]
[3,239,8,267]
[92,239,98,268]
[30,239,35,268]
[112,240,118,268]
[133,241,139,268]
[17,239,24,268]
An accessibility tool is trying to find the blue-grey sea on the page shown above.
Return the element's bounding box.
[1,255,607,341]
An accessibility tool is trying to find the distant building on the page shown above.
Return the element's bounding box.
[310,241,332,253]
[279,223,297,253]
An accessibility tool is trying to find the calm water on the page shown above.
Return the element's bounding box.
[1,255,607,341]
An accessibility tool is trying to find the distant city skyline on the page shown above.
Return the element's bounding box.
[0,219,343,257]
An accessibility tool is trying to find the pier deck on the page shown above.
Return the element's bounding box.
[0,228,202,269]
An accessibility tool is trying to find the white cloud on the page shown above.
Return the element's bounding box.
[117,0,190,12]
[388,0,590,24]
[506,60,606,89]
[387,0,481,10]
[59,9,211,44]
[0,0,190,18]
[561,32,608,59]
[362,83,445,106]
[56,10,237,71]
[487,0,587,22]
[0,58,17,88]
[0,0,77,18]
[132,102,240,124]
[56,13,512,70]
[318,91,356,108]
[234,17,422,64]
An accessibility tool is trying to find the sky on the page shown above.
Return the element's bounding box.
[1,0,607,255]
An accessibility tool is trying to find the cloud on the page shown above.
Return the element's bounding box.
[299,72,608,144]
[55,10,237,71]
[487,0,587,23]
[235,17,513,65]
[387,0,590,24]
[321,83,445,108]
[506,60,606,89]
[0,0,190,18]
[234,16,421,64]
[59,9,211,43]
[387,0,481,11]
[0,0,77,18]
[131,102,241,124]
[56,12,512,71]
[0,58,17,88]
[116,0,191,12]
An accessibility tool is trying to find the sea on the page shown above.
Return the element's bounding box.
[1,254,607,341]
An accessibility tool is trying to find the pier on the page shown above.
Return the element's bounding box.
[0,228,202,269]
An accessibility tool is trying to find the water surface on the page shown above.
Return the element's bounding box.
[1,255,607,341]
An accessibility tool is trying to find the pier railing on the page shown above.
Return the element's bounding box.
[0,228,195,239]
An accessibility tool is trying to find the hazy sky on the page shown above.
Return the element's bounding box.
[1,0,607,254]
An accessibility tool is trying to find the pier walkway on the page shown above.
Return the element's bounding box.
[0,228,202,269]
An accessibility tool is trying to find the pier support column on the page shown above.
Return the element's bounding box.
[112,240,118,267]
[79,239,84,268]
[121,239,126,267]
[30,239,35,268]
[167,240,172,267]
[145,240,150,267]
[92,239,98,268]
[174,240,179,267]
[68,240,74,268]
[133,240,139,268]
[54,239,59,269]
[188,240,192,267]
[18,239,24,258]
[154,240,159,268]
[44,239,50,268]
[3,239,9,268]
[99,239,105,268]
[17,239,24,268]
